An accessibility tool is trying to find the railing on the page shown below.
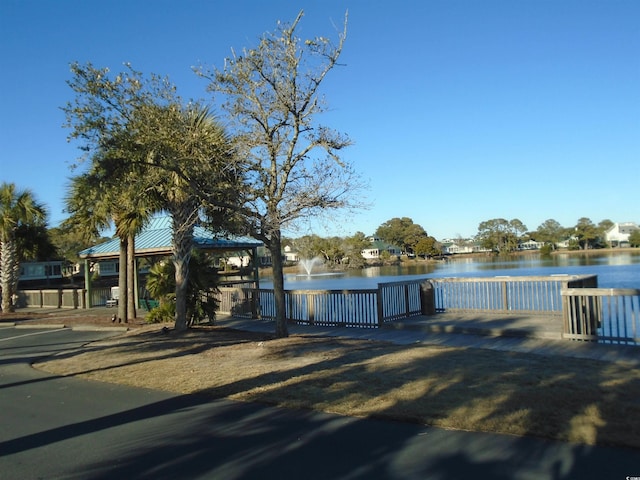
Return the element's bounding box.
[429,275,597,314]
[218,286,256,318]
[377,280,425,323]
[286,289,379,327]
[218,279,429,328]
[22,275,638,346]
[561,288,640,345]
[218,277,597,329]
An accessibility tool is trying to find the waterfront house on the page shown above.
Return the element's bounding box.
[605,222,639,247]
[443,242,493,255]
[361,237,402,260]
[518,240,544,250]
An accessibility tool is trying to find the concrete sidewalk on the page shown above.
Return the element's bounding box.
[216,315,640,366]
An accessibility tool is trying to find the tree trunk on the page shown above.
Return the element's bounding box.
[117,237,128,322]
[0,236,17,312]
[171,212,195,331]
[127,234,136,321]
[269,231,289,338]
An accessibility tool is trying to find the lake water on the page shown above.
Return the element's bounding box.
[261,252,640,290]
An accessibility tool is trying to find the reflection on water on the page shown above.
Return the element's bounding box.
[263,252,640,290]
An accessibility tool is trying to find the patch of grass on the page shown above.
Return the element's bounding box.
[35,326,640,449]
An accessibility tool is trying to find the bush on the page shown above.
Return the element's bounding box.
[567,239,581,251]
[144,251,220,326]
[540,244,554,256]
[146,301,175,324]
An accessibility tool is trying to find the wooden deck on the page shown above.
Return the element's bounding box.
[384,312,564,340]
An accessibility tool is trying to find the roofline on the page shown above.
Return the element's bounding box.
[79,243,263,260]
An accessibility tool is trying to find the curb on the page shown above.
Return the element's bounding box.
[6,323,129,332]
[71,325,129,332]
[15,324,66,330]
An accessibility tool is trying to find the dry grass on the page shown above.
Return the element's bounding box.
[34,324,640,449]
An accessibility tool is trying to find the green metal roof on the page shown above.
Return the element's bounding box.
[79,216,262,259]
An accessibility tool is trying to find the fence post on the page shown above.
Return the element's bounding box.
[420,281,435,315]
[501,280,509,311]
[376,285,384,327]
[561,290,571,336]
[250,289,258,319]
[308,292,315,325]
[404,284,410,317]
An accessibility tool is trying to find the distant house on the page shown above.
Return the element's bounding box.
[361,237,402,260]
[444,243,474,254]
[283,245,299,262]
[443,243,492,255]
[555,236,577,249]
[605,222,639,247]
[518,240,544,251]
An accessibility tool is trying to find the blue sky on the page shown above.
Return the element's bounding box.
[1,0,638,241]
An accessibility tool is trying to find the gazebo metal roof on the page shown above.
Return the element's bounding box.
[79,216,262,260]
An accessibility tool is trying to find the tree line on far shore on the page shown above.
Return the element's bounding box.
[283,216,639,263]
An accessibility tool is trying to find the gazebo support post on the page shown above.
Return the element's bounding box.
[84,258,92,308]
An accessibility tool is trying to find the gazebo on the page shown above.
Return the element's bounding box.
[78,216,263,307]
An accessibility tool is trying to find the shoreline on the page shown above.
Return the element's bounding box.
[256,247,640,275]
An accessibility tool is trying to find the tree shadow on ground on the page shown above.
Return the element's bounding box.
[39,325,640,448]
[32,393,640,480]
[122,328,637,449]
[4,324,640,479]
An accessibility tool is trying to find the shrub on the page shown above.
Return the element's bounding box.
[540,244,554,256]
[146,301,175,324]
[144,251,220,326]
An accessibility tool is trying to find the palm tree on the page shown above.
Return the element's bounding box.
[65,166,153,321]
[114,199,151,320]
[0,183,47,312]
[139,104,235,331]
[63,63,240,330]
[144,250,220,325]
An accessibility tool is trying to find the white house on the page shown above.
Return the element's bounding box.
[445,243,475,254]
[444,243,492,254]
[518,240,544,251]
[361,237,402,259]
[283,245,299,262]
[605,222,639,247]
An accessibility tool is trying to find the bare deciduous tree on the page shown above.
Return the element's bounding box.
[197,11,366,337]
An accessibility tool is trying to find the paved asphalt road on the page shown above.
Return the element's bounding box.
[0,326,638,480]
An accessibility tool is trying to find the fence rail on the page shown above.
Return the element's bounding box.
[18,275,639,347]
[217,279,427,328]
[217,276,600,330]
[377,280,424,323]
[430,275,597,314]
[562,288,640,345]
